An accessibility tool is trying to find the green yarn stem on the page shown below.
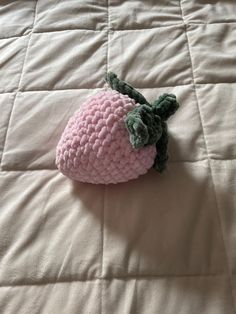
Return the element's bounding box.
[105,72,149,105]
[104,72,179,172]
[153,122,169,172]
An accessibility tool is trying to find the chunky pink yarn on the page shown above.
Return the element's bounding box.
[56,90,156,184]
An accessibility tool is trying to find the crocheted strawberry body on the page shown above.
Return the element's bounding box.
[56,72,179,184]
[56,90,156,184]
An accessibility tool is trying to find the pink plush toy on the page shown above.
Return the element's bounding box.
[56,73,179,184]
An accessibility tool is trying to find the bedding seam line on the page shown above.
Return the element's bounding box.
[101,185,105,314]
[1,21,236,40]
[99,2,110,313]
[0,0,38,169]
[179,0,236,312]
[112,21,236,29]
[0,273,228,288]
[0,33,30,40]
[0,92,16,167]
[106,0,110,75]
[1,157,236,173]
[2,81,236,94]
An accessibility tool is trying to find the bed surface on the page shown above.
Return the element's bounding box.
[0,0,236,313]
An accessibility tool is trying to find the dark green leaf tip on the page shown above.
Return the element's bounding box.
[104,72,180,173]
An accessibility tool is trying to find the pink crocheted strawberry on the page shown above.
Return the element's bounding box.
[56,72,179,184]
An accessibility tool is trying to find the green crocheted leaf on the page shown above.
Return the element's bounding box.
[105,72,149,105]
[152,93,179,121]
[125,113,149,149]
[125,105,162,149]
[105,72,179,172]
[139,106,162,145]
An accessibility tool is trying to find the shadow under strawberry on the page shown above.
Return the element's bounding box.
[71,132,227,308]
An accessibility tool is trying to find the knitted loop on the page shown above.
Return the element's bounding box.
[105,72,149,105]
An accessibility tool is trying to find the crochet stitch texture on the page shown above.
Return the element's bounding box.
[56,90,156,184]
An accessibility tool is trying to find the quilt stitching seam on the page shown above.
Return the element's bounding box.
[0,0,39,169]
[179,0,236,312]
[1,158,236,173]
[101,185,105,314]
[1,21,236,40]
[2,81,236,95]
[0,273,229,288]
[0,92,16,166]
[99,2,110,313]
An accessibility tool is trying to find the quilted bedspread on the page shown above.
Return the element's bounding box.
[1,1,236,313]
